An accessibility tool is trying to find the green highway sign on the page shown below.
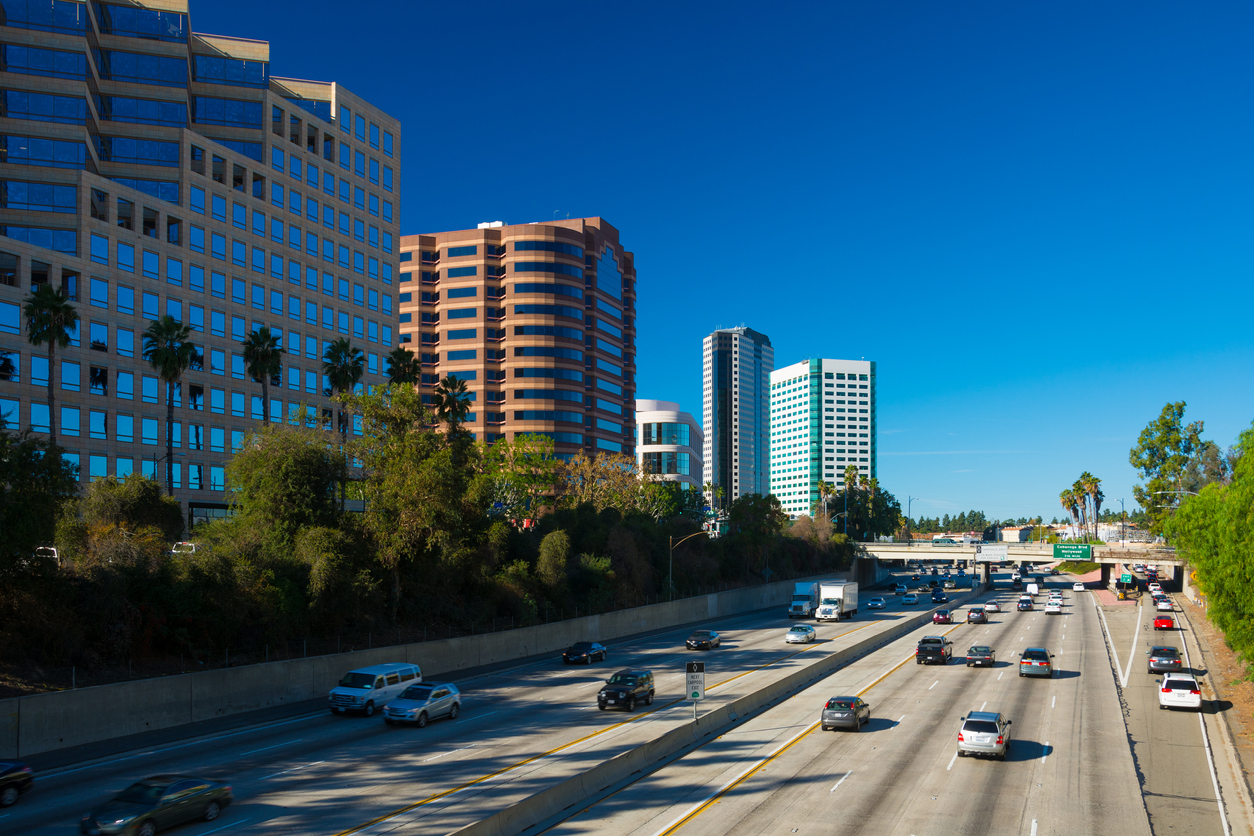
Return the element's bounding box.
[1053,543,1092,561]
[1121,573,1133,584]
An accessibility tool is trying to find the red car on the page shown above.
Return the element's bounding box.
[933,609,952,624]
[1153,615,1175,631]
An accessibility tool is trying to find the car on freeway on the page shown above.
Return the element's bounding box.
[821,696,871,731]
[1018,647,1055,678]
[1156,599,1174,613]
[1011,571,1022,581]
[902,593,919,605]
[563,641,607,664]
[933,609,952,624]
[1154,614,1175,631]
[1044,601,1062,615]
[1147,646,1183,673]
[1050,567,1060,575]
[984,600,1001,613]
[1011,579,1023,591]
[1017,597,1033,612]
[1159,674,1203,711]
[866,597,887,610]
[686,630,721,650]
[967,607,987,624]
[785,624,817,643]
[943,579,957,589]
[1133,563,1146,573]
[0,761,32,807]
[931,567,939,575]
[80,776,233,836]
[966,645,996,667]
[1148,582,1163,593]
[597,669,654,711]
[1072,582,1086,591]
[910,574,920,582]
[928,578,941,589]
[916,636,954,665]
[931,589,948,604]
[894,583,908,595]
[957,711,1012,760]
[384,682,461,727]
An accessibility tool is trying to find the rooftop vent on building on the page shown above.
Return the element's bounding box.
[477,221,505,229]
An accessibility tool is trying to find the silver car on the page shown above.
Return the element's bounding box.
[957,711,1012,760]
[821,696,870,731]
[384,682,461,727]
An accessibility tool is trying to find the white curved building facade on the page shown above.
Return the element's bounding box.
[635,399,703,492]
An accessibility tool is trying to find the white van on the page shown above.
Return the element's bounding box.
[328,663,422,716]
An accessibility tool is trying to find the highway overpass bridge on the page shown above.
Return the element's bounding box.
[855,542,1190,594]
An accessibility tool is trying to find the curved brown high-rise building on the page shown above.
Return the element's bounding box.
[398,218,635,460]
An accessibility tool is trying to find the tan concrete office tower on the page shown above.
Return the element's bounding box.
[0,0,401,524]
[397,218,636,460]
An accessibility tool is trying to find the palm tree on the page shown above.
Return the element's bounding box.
[1071,478,1090,541]
[816,480,834,519]
[387,346,421,386]
[1079,472,1103,541]
[241,326,283,424]
[322,337,364,506]
[1059,489,1080,539]
[433,374,471,434]
[142,315,198,496]
[23,283,79,446]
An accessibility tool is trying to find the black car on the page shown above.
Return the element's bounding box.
[1017,598,1033,611]
[931,589,948,604]
[928,578,940,589]
[686,630,721,650]
[0,761,33,807]
[910,574,920,582]
[81,775,233,835]
[563,641,607,664]
[597,669,654,711]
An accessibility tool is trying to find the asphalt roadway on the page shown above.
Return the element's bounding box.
[539,571,1180,836]
[3,585,942,836]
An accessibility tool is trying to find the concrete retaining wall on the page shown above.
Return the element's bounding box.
[451,583,987,836]
[0,574,820,759]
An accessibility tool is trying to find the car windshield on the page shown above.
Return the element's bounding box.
[970,646,991,654]
[339,672,376,688]
[919,640,944,647]
[401,685,432,700]
[790,626,810,632]
[690,631,711,639]
[117,782,166,804]
[827,699,853,710]
[1023,650,1049,661]
[608,674,637,686]
[569,643,591,652]
[963,720,1000,734]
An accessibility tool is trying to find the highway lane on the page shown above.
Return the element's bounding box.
[541,575,1150,836]
[1102,587,1230,835]
[6,575,941,836]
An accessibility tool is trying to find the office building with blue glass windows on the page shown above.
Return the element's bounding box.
[397,218,636,460]
[636,398,703,492]
[702,326,773,507]
[0,0,401,525]
[769,357,877,518]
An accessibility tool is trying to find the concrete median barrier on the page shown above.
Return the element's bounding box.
[0,573,845,759]
[449,583,987,836]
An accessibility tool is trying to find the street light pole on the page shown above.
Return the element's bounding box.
[1117,498,1125,546]
[669,530,710,602]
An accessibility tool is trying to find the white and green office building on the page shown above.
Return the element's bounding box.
[769,358,876,518]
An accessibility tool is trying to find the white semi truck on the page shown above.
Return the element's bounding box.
[816,581,859,621]
[788,582,820,618]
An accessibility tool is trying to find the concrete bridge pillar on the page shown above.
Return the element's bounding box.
[1100,564,1111,589]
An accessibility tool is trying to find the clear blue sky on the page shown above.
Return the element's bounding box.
[196,0,1254,522]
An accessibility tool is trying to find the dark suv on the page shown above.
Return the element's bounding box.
[597,669,655,711]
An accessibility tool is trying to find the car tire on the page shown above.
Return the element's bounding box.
[449,702,460,720]
[138,822,157,836]
[204,800,221,821]
[598,703,606,710]
[1159,703,1166,710]
[645,691,654,706]
[329,708,340,715]
[364,701,375,717]
[997,752,1006,762]
[1019,672,1024,678]
[0,786,18,807]
[626,696,636,712]
[417,711,428,728]
[822,725,830,731]
[385,718,395,726]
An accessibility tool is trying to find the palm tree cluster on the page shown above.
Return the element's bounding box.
[1059,472,1103,542]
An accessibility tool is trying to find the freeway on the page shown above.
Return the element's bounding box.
[540,572,1156,836]
[3,581,946,836]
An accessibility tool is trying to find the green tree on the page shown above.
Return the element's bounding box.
[557,451,643,512]
[433,374,471,434]
[480,433,560,521]
[727,493,787,576]
[1130,402,1206,535]
[387,346,421,386]
[1167,422,1254,666]
[0,424,78,576]
[142,315,198,496]
[537,529,570,589]
[80,473,183,543]
[322,337,364,506]
[23,283,79,445]
[242,326,282,424]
